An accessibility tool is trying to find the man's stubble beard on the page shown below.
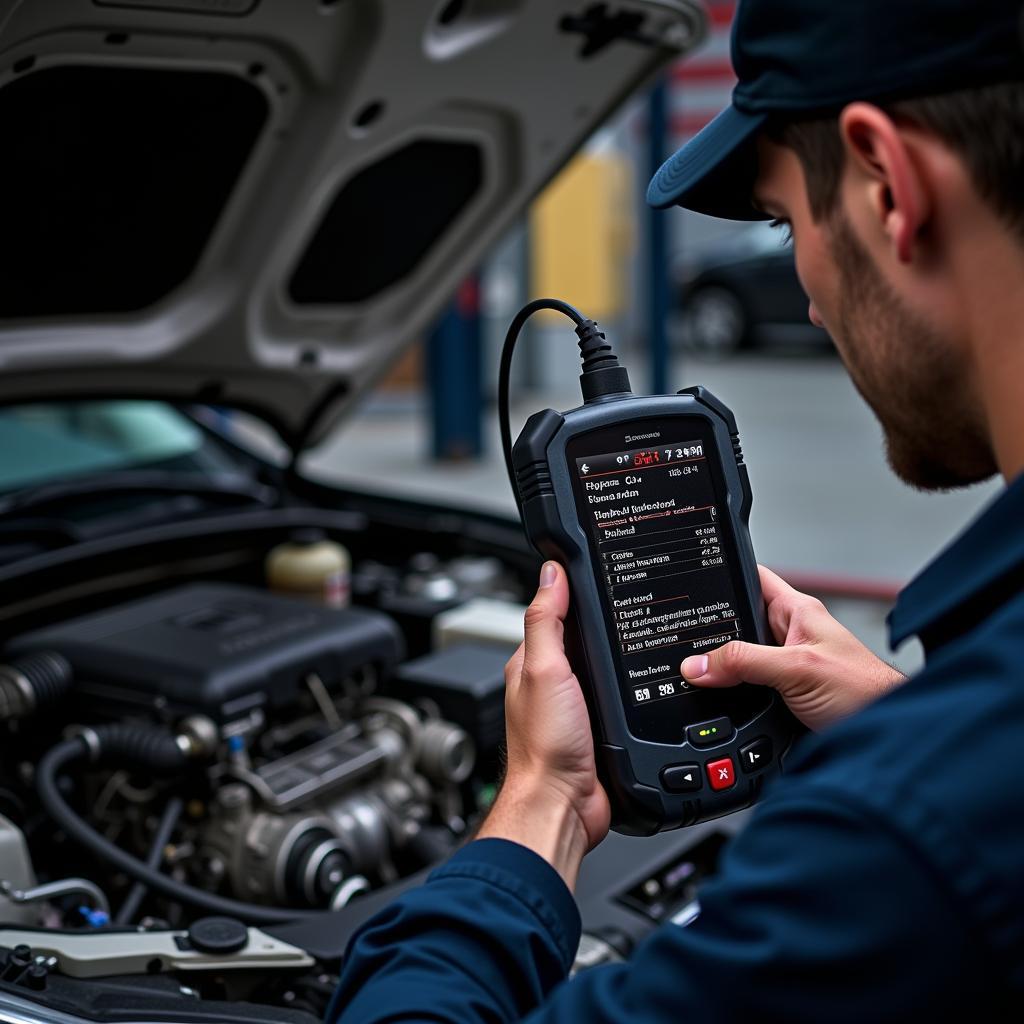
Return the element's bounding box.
[828,214,996,491]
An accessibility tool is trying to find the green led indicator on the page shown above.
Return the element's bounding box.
[698,727,718,737]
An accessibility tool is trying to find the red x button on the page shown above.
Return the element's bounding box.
[706,757,736,791]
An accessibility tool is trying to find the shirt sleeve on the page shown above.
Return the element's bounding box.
[327,837,581,1024]
[329,788,994,1024]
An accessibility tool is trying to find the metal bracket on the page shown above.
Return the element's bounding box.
[0,928,313,979]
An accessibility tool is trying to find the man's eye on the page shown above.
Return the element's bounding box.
[768,218,793,245]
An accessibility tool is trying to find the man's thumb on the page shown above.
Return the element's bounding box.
[522,561,569,653]
[681,640,792,691]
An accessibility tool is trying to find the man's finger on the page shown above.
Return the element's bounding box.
[759,565,832,640]
[522,561,570,681]
[758,564,802,603]
[681,640,796,691]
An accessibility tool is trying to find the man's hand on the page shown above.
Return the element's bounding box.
[681,566,906,731]
[476,561,609,890]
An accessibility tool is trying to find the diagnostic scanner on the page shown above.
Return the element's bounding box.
[500,299,796,835]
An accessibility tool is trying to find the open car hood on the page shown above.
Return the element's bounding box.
[0,0,704,450]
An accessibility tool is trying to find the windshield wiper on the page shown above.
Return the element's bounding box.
[0,471,278,519]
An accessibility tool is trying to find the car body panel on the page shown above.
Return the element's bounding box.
[0,0,704,448]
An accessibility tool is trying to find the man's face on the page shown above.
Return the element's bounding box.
[752,135,995,490]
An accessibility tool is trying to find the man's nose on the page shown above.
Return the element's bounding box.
[808,302,825,328]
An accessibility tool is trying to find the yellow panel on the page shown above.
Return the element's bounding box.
[529,152,633,321]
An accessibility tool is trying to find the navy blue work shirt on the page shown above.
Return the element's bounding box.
[329,474,1024,1022]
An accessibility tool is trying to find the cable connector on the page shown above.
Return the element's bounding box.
[575,319,631,403]
[499,298,633,507]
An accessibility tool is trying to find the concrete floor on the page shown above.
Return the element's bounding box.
[305,349,1000,675]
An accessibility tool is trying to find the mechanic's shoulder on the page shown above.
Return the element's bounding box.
[751,600,1024,982]
[777,589,1024,847]
[799,586,1023,756]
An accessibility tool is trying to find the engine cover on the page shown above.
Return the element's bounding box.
[9,583,403,724]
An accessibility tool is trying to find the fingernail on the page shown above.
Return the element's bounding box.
[681,655,708,679]
[539,562,557,588]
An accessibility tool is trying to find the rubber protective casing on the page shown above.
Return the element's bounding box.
[512,386,796,835]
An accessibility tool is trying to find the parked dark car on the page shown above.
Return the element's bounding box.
[676,222,832,354]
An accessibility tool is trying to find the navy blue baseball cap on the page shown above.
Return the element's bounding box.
[648,0,1024,220]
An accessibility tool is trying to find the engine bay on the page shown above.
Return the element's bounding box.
[0,0,721,1014]
[0,531,739,1024]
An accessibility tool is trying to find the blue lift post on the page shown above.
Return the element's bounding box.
[427,277,484,461]
[646,78,671,396]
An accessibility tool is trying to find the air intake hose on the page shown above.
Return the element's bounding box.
[0,651,73,720]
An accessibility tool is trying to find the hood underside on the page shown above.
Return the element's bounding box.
[0,0,705,449]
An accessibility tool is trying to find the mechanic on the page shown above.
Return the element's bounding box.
[329,1,1024,1019]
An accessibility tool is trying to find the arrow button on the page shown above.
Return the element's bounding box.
[660,763,702,793]
[739,736,774,774]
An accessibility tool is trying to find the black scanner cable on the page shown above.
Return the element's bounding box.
[499,298,631,521]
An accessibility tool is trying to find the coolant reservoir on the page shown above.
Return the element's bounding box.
[265,529,351,608]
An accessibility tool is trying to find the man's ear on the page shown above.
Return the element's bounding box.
[838,102,929,264]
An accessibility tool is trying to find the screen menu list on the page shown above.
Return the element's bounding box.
[574,439,745,708]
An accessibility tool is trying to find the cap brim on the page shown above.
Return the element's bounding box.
[646,104,768,221]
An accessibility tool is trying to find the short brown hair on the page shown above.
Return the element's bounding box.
[767,81,1024,239]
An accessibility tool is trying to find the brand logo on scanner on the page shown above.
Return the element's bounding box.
[624,431,661,443]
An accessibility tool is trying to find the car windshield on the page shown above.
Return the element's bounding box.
[0,401,218,493]
[0,401,245,494]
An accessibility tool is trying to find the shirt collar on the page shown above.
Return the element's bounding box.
[888,472,1024,649]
